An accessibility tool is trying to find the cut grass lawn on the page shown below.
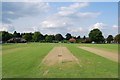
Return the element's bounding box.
[2,43,118,78]
[2,43,54,78]
[66,44,118,78]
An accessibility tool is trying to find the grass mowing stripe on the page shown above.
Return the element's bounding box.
[2,43,118,78]
[66,44,118,78]
[2,43,54,78]
[2,43,29,50]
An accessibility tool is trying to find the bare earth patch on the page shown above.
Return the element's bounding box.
[41,46,79,66]
[79,46,118,62]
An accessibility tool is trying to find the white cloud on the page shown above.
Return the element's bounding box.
[58,3,89,16]
[60,3,89,11]
[2,2,101,36]
[38,2,101,35]
[2,2,51,23]
[70,2,89,9]
[89,22,107,31]
[41,21,58,29]
[40,3,100,29]
[40,14,72,29]
[41,20,68,29]
[0,24,15,32]
[68,27,84,33]
[58,10,74,16]
[77,12,101,18]
[7,11,15,15]
[112,25,118,29]
[17,26,42,33]
[32,26,40,32]
[58,2,100,18]
[18,27,35,33]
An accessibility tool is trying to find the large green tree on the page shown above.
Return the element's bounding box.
[83,36,86,40]
[114,34,120,43]
[32,32,44,42]
[89,29,105,43]
[106,35,113,43]
[55,34,63,41]
[13,31,21,37]
[22,33,32,41]
[65,33,72,40]
[2,31,13,42]
[76,36,81,39]
[45,35,54,42]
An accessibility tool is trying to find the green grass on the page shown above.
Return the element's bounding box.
[2,43,118,78]
[80,44,118,53]
[2,43,54,78]
[66,44,118,78]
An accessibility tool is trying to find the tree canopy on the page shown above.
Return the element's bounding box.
[106,35,113,43]
[55,34,63,41]
[114,34,120,43]
[22,33,32,42]
[2,31,13,42]
[89,29,105,43]
[45,35,54,42]
[1,30,119,44]
[32,32,44,42]
[65,33,72,40]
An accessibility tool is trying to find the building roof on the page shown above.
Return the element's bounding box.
[69,38,76,42]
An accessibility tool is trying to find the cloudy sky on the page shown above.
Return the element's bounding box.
[1,2,118,37]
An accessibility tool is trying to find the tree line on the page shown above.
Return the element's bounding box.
[0,29,120,44]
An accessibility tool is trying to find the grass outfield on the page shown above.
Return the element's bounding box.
[2,43,54,77]
[66,44,118,78]
[2,43,118,78]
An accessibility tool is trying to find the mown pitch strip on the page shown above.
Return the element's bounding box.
[79,46,118,62]
[39,46,81,77]
[41,46,79,66]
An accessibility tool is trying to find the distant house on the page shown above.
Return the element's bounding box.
[7,37,27,43]
[69,38,76,43]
